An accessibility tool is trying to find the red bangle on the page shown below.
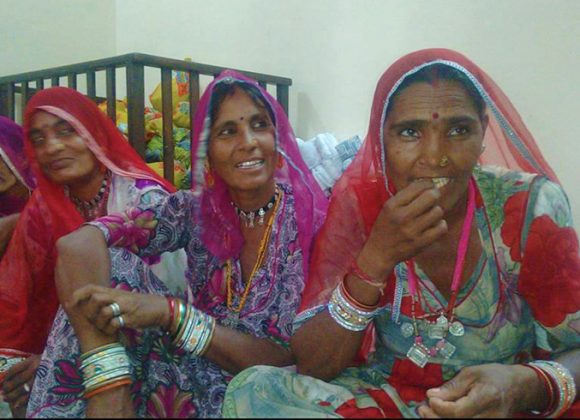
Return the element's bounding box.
[84,378,132,399]
[349,259,386,293]
[340,280,379,311]
[522,363,557,416]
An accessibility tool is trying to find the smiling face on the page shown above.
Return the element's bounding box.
[383,80,487,215]
[208,86,277,205]
[28,111,100,189]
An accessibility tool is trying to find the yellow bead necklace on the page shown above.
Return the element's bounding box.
[226,187,283,313]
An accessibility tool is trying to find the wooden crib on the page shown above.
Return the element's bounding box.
[0,53,292,185]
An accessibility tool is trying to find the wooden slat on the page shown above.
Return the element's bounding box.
[258,81,267,89]
[86,71,96,100]
[51,76,59,87]
[106,67,116,123]
[161,67,174,184]
[67,74,77,89]
[0,52,292,91]
[0,83,15,119]
[126,62,145,158]
[20,82,30,116]
[36,78,44,91]
[188,70,200,142]
[276,84,289,115]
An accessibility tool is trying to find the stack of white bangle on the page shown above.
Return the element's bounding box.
[327,283,379,331]
[79,343,132,398]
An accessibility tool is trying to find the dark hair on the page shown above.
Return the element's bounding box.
[209,80,276,127]
[385,63,486,120]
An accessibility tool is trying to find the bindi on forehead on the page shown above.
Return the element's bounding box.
[432,112,439,120]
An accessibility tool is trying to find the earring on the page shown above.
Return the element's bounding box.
[277,154,284,169]
[438,155,450,168]
[204,160,214,188]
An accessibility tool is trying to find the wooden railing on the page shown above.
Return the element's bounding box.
[0,53,292,185]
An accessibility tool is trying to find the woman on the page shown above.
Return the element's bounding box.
[0,116,35,217]
[223,49,579,418]
[27,71,328,418]
[0,87,187,417]
[0,116,35,257]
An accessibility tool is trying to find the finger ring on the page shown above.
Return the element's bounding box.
[108,302,121,317]
[23,383,30,393]
[117,315,125,328]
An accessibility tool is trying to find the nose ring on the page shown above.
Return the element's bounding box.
[438,155,450,167]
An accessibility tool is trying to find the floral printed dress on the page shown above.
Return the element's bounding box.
[222,166,580,418]
[28,183,305,418]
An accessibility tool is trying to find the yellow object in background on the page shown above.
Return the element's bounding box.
[147,161,186,188]
[98,99,128,134]
[150,70,189,111]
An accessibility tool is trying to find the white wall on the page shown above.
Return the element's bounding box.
[115,0,580,228]
[0,0,117,76]
[1,0,578,227]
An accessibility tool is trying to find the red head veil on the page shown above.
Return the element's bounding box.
[0,87,174,354]
[299,48,559,356]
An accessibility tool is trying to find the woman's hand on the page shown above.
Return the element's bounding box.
[417,363,545,418]
[71,284,171,335]
[358,180,447,279]
[1,354,41,417]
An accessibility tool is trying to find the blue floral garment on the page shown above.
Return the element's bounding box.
[28,183,304,418]
[222,167,580,418]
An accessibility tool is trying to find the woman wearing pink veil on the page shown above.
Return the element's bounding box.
[0,116,35,257]
[27,70,327,418]
[223,49,579,418]
[0,116,35,217]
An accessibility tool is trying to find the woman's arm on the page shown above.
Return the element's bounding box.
[92,190,193,257]
[70,285,294,374]
[293,181,446,380]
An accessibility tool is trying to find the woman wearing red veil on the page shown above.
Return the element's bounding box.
[0,87,187,416]
[223,49,579,418]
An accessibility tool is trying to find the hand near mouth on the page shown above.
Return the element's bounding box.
[357,180,448,280]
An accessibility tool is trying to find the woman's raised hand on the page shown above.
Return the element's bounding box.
[70,284,171,335]
[358,180,448,278]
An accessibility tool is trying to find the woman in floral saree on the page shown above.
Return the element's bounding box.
[223,49,579,418]
[27,71,328,418]
[0,87,187,417]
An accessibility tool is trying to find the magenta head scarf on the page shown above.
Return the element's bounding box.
[0,116,35,191]
[189,70,328,279]
[0,116,35,217]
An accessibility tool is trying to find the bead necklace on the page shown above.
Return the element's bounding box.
[225,187,283,314]
[403,179,476,368]
[67,170,112,221]
[231,188,280,228]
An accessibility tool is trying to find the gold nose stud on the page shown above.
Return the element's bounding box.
[438,155,450,167]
